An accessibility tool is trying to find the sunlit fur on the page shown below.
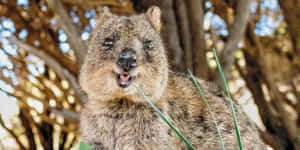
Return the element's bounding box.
[79,7,266,150]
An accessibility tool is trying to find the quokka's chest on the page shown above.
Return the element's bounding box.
[94,110,174,150]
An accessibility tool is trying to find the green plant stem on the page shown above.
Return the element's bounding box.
[188,69,226,150]
[79,141,92,150]
[213,48,243,150]
[134,84,195,150]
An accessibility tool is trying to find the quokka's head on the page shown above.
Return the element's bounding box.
[79,6,168,103]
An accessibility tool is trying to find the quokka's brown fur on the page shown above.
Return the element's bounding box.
[79,6,266,150]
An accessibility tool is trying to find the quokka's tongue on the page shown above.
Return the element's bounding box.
[120,73,130,82]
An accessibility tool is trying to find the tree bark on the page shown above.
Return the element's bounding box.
[239,50,289,150]
[8,37,87,103]
[278,0,300,59]
[174,0,193,72]
[219,0,251,79]
[187,0,208,79]
[186,0,209,79]
[47,0,87,66]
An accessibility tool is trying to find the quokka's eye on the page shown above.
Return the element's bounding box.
[143,40,153,51]
[103,37,115,48]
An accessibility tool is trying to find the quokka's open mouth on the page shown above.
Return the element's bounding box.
[116,72,133,88]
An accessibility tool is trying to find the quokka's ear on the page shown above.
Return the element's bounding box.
[146,6,162,32]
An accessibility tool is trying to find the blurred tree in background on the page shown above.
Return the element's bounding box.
[0,0,299,150]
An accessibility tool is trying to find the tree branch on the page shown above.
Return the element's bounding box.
[219,0,251,79]
[0,66,80,122]
[63,0,123,6]
[7,37,87,103]
[243,21,299,149]
[46,0,87,66]
[209,0,230,23]
[63,0,134,12]
[1,87,79,136]
[186,0,209,79]
[278,0,300,57]
[174,0,193,71]
[52,108,79,122]
[0,114,26,150]
[159,0,184,71]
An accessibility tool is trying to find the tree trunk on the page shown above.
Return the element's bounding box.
[174,0,193,72]
[242,21,300,150]
[219,0,251,79]
[278,0,300,60]
[186,0,209,79]
[19,109,37,150]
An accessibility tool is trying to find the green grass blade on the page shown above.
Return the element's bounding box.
[79,141,92,150]
[188,69,226,150]
[134,84,196,150]
[212,48,243,150]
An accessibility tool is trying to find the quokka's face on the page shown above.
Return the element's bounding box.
[80,6,168,103]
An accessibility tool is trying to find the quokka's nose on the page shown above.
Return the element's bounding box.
[117,48,137,72]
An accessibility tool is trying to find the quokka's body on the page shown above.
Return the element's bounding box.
[79,6,266,150]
